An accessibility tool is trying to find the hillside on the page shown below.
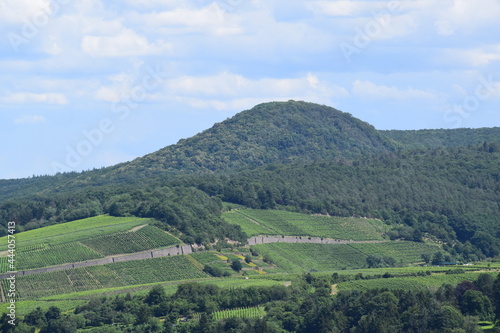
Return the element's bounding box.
[1,101,500,256]
[115,100,397,174]
[0,101,397,202]
[384,127,500,149]
[2,101,500,203]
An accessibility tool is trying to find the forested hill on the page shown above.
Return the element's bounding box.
[384,127,500,149]
[0,101,397,201]
[1,101,500,204]
[111,100,397,175]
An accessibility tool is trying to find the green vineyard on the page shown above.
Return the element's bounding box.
[81,225,181,255]
[0,215,150,251]
[252,241,440,273]
[213,306,266,321]
[337,272,497,291]
[190,252,235,275]
[223,209,388,240]
[13,242,104,271]
[3,255,208,300]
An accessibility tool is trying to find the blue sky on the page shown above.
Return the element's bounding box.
[1,0,500,179]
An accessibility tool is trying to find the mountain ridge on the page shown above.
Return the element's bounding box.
[1,100,500,203]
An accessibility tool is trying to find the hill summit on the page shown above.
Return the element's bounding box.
[113,100,397,176]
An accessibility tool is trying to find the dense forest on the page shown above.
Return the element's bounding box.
[2,272,500,332]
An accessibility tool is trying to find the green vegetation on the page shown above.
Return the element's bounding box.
[383,127,500,150]
[252,242,440,272]
[14,242,103,271]
[81,225,181,255]
[0,101,499,331]
[0,215,149,251]
[5,256,208,300]
[212,306,266,320]
[223,209,388,240]
[2,273,498,332]
[337,272,497,291]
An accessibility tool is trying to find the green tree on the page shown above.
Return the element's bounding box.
[144,285,167,306]
[231,259,243,272]
[460,290,493,320]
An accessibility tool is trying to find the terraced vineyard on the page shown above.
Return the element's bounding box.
[15,242,104,270]
[0,215,151,251]
[3,255,208,300]
[252,241,440,273]
[81,225,181,255]
[223,209,388,240]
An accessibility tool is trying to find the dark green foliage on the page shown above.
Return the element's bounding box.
[144,285,168,306]
[11,274,500,332]
[179,146,500,258]
[231,259,243,272]
[0,101,500,260]
[383,128,500,150]
[460,290,493,320]
[366,255,397,268]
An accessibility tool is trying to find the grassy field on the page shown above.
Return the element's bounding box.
[252,241,440,273]
[223,209,389,240]
[0,215,151,252]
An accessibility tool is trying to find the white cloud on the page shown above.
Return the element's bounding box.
[4,93,67,104]
[94,73,136,102]
[81,28,171,57]
[307,1,393,17]
[439,46,500,67]
[14,115,46,124]
[167,72,348,98]
[352,80,437,101]
[136,4,244,36]
[163,72,349,110]
[0,0,53,24]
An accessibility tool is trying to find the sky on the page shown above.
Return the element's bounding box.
[1,0,500,179]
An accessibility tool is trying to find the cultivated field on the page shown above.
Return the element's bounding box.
[0,215,151,251]
[252,242,440,272]
[223,209,388,240]
[3,255,207,300]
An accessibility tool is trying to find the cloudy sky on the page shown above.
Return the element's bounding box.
[1,0,500,179]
